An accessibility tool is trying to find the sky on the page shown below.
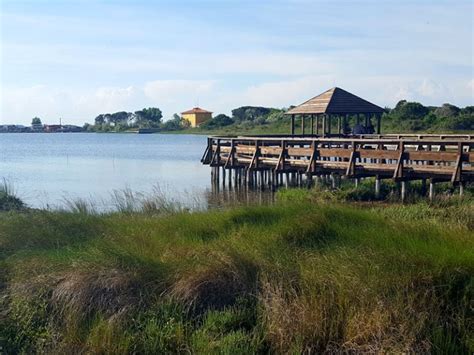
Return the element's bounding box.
[0,0,473,125]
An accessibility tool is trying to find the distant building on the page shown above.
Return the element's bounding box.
[181,107,212,127]
[44,124,62,133]
[31,123,44,132]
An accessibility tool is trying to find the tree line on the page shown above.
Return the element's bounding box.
[85,108,191,132]
[200,101,474,132]
[83,100,473,133]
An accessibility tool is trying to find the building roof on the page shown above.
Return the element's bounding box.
[285,87,384,115]
[181,107,213,115]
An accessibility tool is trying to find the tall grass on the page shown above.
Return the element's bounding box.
[0,195,472,353]
[0,179,25,211]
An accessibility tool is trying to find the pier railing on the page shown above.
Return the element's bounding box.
[201,135,473,198]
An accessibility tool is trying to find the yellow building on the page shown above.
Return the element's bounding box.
[181,107,212,127]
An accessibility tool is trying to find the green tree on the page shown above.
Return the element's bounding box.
[201,114,234,129]
[231,106,272,122]
[31,117,42,125]
[135,107,163,126]
[392,101,429,120]
[434,103,460,118]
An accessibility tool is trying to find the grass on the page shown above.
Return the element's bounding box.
[0,188,473,353]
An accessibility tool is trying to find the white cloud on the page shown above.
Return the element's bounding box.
[144,80,216,104]
[1,75,472,126]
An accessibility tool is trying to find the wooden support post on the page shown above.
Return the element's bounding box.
[327,115,332,136]
[337,115,342,136]
[421,179,427,196]
[215,166,219,184]
[316,115,320,135]
[401,181,407,203]
[429,180,435,202]
[310,114,314,135]
[376,113,381,135]
[306,173,312,188]
[375,176,381,199]
[291,114,295,135]
[459,182,465,197]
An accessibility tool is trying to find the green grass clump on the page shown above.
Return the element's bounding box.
[0,179,25,212]
[0,198,472,353]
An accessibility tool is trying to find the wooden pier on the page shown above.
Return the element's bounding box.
[201,134,474,201]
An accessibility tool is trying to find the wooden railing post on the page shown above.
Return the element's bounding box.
[451,142,464,184]
[276,140,286,172]
[307,140,319,173]
[393,141,405,180]
[224,139,235,168]
[346,141,358,176]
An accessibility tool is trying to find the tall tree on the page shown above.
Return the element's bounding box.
[31,117,42,125]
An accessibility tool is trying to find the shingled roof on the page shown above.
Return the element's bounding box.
[286,87,384,115]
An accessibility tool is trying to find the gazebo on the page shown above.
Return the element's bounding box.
[285,87,384,137]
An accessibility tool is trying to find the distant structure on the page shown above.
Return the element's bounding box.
[31,122,44,132]
[181,107,212,127]
[286,87,384,136]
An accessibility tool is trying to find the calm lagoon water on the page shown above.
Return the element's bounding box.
[0,133,215,209]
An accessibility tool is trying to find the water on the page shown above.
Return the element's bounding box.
[0,133,216,209]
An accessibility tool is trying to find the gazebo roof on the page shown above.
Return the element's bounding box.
[286,87,384,115]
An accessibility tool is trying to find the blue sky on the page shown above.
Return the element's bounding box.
[1,0,472,125]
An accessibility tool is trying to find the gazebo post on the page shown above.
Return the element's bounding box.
[344,114,349,135]
[322,114,326,138]
[316,115,320,135]
[301,114,305,135]
[337,115,342,136]
[376,113,381,134]
[291,114,295,135]
[327,115,332,136]
[310,114,314,135]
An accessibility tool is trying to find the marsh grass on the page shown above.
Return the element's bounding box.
[0,192,472,353]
